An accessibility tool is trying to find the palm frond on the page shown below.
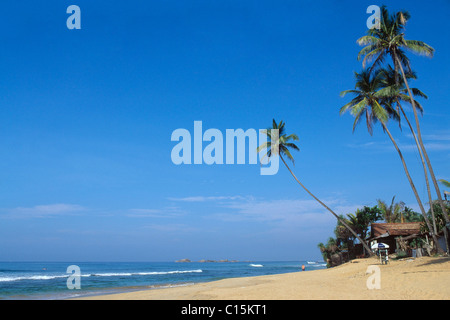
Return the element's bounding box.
[285,133,300,142]
[340,89,360,97]
[361,47,385,69]
[256,141,271,154]
[438,179,450,188]
[281,147,295,164]
[348,98,368,118]
[373,100,388,123]
[404,40,435,57]
[409,88,427,99]
[356,35,380,46]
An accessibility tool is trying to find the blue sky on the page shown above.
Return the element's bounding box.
[0,0,449,261]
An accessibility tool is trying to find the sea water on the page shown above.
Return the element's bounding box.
[0,261,326,299]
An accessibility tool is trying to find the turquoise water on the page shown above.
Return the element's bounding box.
[0,261,326,299]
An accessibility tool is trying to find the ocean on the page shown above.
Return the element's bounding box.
[0,261,327,300]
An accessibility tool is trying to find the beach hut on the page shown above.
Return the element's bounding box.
[369,222,422,255]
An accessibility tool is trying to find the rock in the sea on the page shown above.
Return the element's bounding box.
[175,259,191,263]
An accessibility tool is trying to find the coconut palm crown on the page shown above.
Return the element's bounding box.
[257,119,299,164]
[339,69,388,135]
[357,5,434,76]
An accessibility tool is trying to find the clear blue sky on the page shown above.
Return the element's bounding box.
[0,0,448,261]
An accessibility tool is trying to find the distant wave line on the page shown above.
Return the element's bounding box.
[91,269,203,277]
[0,269,203,282]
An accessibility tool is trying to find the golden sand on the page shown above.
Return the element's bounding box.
[76,256,450,300]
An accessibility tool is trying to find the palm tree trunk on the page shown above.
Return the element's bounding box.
[394,54,450,224]
[279,155,374,256]
[398,104,438,234]
[381,121,443,253]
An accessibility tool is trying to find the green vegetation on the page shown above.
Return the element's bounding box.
[317,200,426,265]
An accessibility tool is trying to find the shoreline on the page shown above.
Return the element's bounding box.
[73,256,450,300]
[1,260,321,300]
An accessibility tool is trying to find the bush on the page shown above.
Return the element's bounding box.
[394,250,408,259]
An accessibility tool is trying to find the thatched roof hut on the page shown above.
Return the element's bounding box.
[369,222,422,254]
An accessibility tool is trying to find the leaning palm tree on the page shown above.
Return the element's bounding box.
[356,5,449,224]
[378,65,438,234]
[340,69,442,252]
[257,119,373,255]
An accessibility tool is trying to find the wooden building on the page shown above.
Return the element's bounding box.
[369,222,423,255]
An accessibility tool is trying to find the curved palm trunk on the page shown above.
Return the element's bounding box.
[279,155,374,256]
[394,54,450,224]
[381,122,443,253]
[399,104,438,234]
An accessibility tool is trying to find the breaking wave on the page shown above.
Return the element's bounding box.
[0,269,203,283]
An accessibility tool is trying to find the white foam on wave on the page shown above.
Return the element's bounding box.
[249,264,263,267]
[136,269,203,275]
[90,273,133,277]
[0,275,68,282]
[0,269,203,282]
[309,263,327,267]
[91,269,203,277]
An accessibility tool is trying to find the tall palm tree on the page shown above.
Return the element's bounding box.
[257,119,373,255]
[356,5,449,224]
[378,65,438,234]
[340,69,442,252]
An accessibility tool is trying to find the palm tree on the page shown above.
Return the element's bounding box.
[378,65,438,234]
[377,196,405,223]
[257,119,373,255]
[340,69,442,252]
[356,5,449,224]
[339,70,388,135]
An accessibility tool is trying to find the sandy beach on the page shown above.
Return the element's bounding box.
[76,256,450,300]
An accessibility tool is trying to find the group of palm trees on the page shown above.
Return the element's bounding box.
[258,6,449,255]
[376,196,426,224]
